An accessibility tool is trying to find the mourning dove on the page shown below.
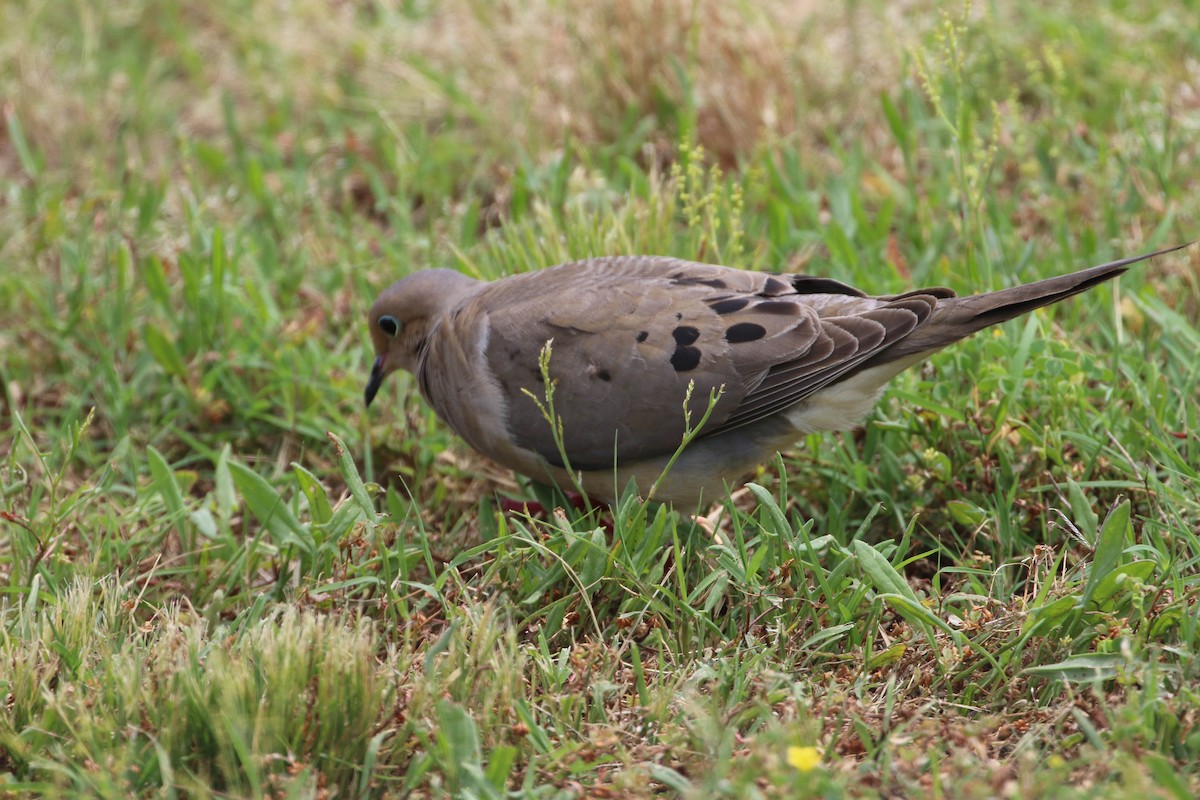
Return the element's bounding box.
[364,245,1186,508]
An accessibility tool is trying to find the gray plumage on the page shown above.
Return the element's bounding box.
[364,245,1185,508]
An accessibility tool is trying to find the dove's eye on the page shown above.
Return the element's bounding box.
[378,315,400,337]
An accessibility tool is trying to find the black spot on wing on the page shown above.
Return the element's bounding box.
[708,297,750,315]
[672,326,701,346]
[762,276,789,295]
[790,276,867,296]
[725,322,767,343]
[755,300,801,315]
[670,346,702,372]
[636,331,649,343]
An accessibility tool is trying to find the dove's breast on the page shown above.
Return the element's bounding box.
[420,308,548,477]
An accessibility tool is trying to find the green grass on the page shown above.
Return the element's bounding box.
[2,0,1200,796]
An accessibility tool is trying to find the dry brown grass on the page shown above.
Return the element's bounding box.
[0,0,941,193]
[385,0,937,167]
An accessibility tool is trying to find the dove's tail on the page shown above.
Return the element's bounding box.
[876,243,1190,361]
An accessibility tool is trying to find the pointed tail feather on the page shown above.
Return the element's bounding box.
[878,243,1191,360]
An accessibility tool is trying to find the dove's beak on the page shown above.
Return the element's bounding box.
[364,355,385,408]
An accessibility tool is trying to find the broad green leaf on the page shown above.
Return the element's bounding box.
[795,534,835,555]
[323,501,367,540]
[1089,560,1156,607]
[214,445,236,521]
[746,543,770,582]
[141,256,171,309]
[647,764,693,793]
[580,528,608,588]
[189,507,218,538]
[436,700,482,768]
[800,623,856,652]
[1067,480,1099,541]
[877,592,946,631]
[514,699,551,754]
[484,744,517,790]
[869,642,907,668]
[147,446,186,539]
[292,463,334,525]
[747,482,789,536]
[228,461,309,553]
[946,499,987,527]
[853,540,919,603]
[1028,595,1076,625]
[1080,499,1131,609]
[328,432,377,522]
[1024,653,1126,682]
[145,323,187,380]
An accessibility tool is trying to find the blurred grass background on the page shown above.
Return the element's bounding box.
[2,0,1200,797]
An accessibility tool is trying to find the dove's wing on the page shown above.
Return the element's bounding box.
[436,256,942,469]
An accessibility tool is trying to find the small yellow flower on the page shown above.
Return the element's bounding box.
[1047,754,1066,769]
[787,746,822,773]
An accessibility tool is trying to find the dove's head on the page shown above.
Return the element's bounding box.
[364,268,480,407]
